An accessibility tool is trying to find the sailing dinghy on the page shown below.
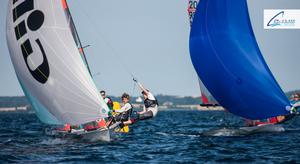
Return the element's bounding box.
[188,0,219,107]
[6,0,111,141]
[189,0,300,133]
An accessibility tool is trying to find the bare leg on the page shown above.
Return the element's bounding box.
[123,120,133,125]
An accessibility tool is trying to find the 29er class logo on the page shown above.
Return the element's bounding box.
[13,0,50,84]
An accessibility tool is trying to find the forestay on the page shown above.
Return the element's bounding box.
[6,0,109,125]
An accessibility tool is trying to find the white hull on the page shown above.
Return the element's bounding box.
[47,128,111,142]
[78,129,111,142]
[202,124,285,137]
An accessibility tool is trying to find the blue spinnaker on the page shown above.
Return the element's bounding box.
[189,0,290,119]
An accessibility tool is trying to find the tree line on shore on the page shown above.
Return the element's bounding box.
[2,90,299,108]
[0,95,202,108]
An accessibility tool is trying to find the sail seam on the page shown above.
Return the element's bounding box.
[37,32,100,107]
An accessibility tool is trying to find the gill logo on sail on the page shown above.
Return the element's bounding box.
[13,0,50,84]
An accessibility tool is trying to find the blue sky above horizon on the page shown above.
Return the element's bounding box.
[0,0,200,97]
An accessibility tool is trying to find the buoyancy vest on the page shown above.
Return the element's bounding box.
[125,103,133,116]
[120,103,133,120]
[106,97,114,110]
[144,98,158,108]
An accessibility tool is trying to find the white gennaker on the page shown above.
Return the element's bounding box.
[6,0,111,141]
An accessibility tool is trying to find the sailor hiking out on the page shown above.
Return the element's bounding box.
[121,79,159,126]
[136,79,158,120]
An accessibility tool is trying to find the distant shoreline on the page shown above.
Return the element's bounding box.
[0,95,206,110]
[0,105,224,113]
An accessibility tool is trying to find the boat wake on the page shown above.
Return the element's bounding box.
[40,138,68,145]
[202,124,285,137]
[155,132,199,138]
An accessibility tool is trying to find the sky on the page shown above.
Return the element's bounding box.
[2,0,298,98]
[247,0,300,93]
[0,0,200,97]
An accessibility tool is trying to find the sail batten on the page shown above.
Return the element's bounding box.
[7,0,109,125]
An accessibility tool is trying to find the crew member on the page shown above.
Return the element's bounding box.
[122,79,158,125]
[100,90,114,114]
[114,93,133,122]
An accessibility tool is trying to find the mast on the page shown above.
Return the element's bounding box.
[63,0,92,76]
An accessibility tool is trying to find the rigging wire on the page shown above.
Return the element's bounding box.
[131,81,137,98]
[72,1,136,80]
[69,1,140,99]
[64,1,93,76]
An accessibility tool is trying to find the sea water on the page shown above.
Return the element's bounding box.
[0,109,300,163]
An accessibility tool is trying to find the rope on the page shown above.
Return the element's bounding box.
[131,81,137,98]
